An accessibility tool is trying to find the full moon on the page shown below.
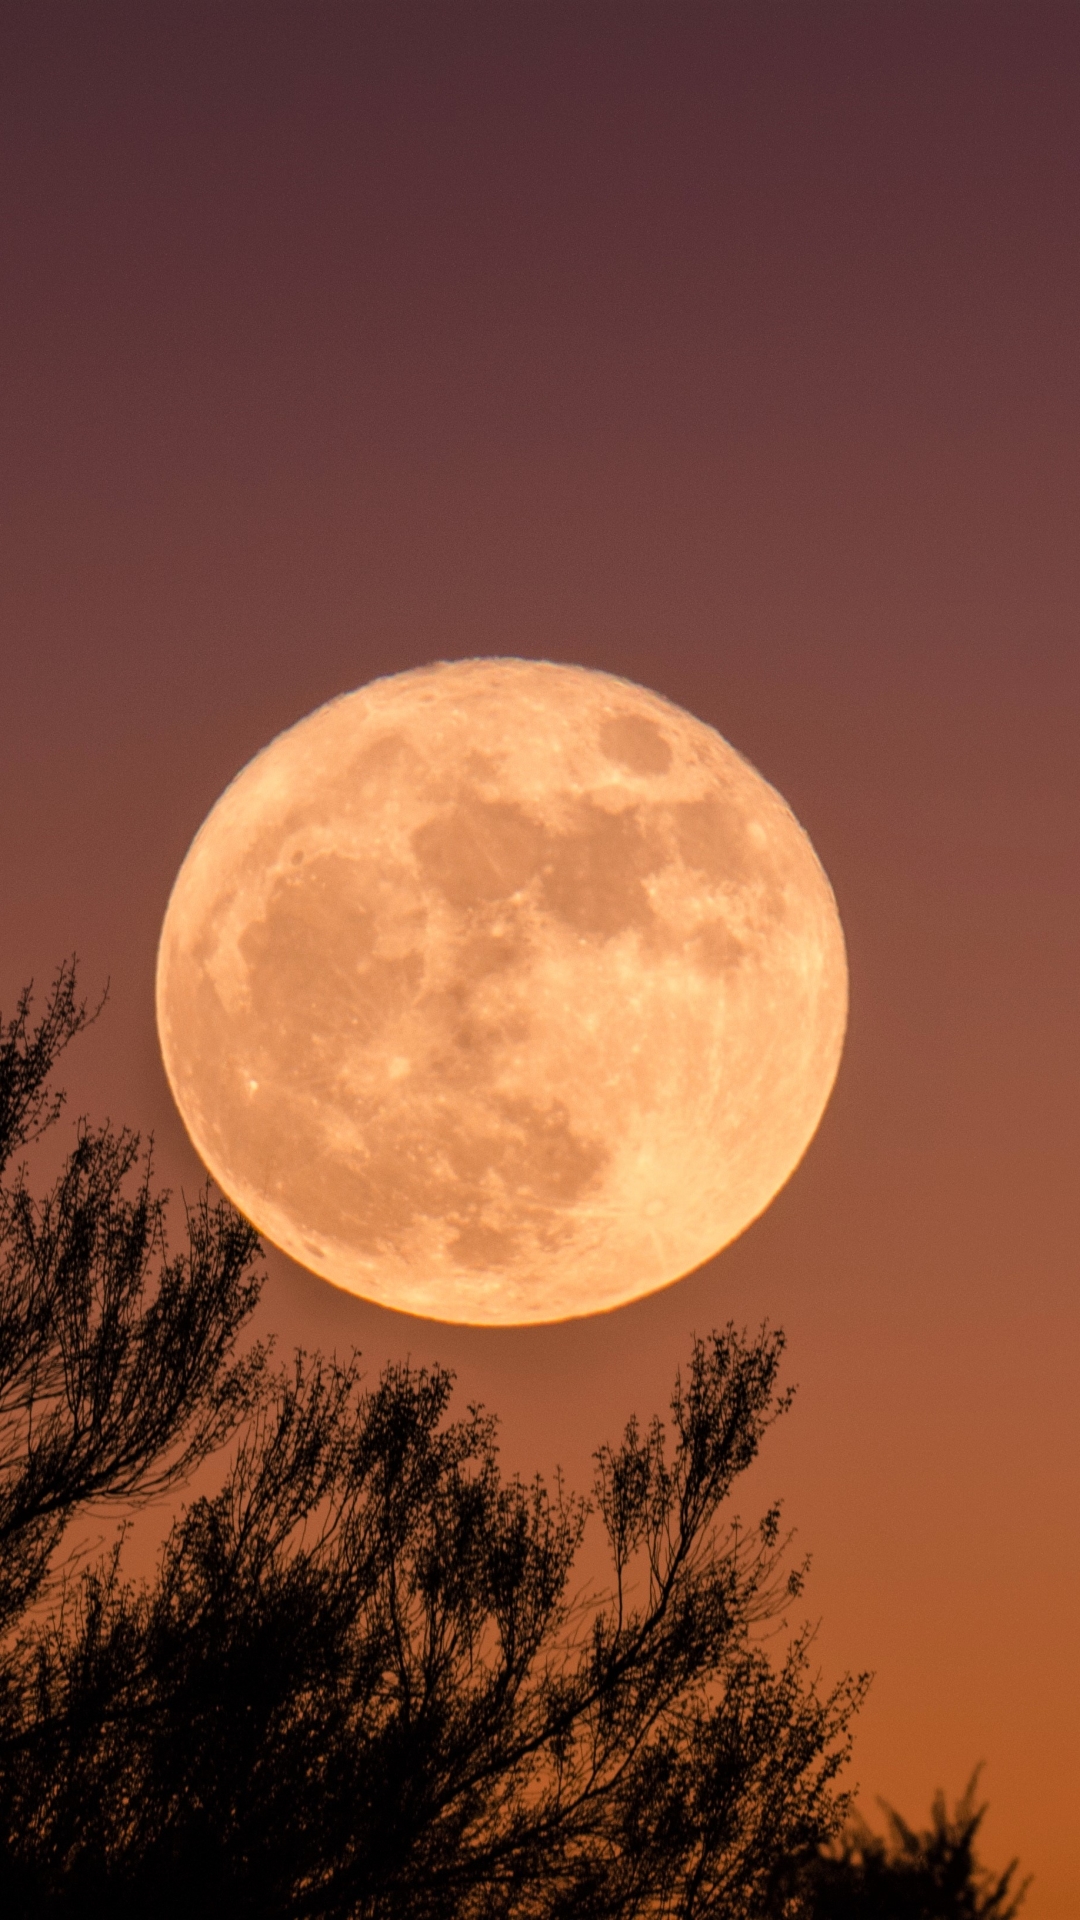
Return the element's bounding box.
[156,660,847,1324]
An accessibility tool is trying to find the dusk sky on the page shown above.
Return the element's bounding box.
[2,5,1077,1911]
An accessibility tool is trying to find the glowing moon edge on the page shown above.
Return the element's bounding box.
[156,659,847,1324]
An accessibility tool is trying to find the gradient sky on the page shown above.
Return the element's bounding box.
[2,4,1077,1910]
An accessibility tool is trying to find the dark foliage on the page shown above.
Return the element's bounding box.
[0,1324,865,1913]
[0,963,265,1631]
[794,1774,1029,1919]
[0,964,869,1916]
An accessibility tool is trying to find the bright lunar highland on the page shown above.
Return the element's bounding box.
[156,660,847,1323]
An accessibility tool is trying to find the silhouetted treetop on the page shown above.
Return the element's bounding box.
[0,960,97,1174]
[0,961,885,1918]
[793,1771,1029,1920]
[0,1319,865,1917]
[0,963,265,1633]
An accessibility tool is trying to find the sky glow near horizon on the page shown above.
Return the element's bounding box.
[1,5,1077,1911]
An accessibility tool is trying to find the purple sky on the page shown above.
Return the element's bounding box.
[2,6,1078,1907]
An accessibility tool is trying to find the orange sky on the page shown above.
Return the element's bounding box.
[1,5,1077,1910]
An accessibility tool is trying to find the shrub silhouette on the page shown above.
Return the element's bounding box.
[0,961,264,1637]
[795,1772,1029,1919]
[12,963,1031,1918]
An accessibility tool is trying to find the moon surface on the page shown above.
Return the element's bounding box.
[156,660,847,1324]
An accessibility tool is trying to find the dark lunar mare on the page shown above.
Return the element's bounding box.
[211,772,784,1272]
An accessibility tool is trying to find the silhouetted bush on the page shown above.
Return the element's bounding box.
[0,970,864,1916]
[12,964,1030,1919]
[792,1773,1028,1919]
[0,962,265,1637]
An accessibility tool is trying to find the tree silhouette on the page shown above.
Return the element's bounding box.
[0,963,265,1632]
[794,1773,1029,1919]
[0,965,869,1916]
[1,1335,864,1918]
[0,975,860,1920]
[0,966,1031,1918]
